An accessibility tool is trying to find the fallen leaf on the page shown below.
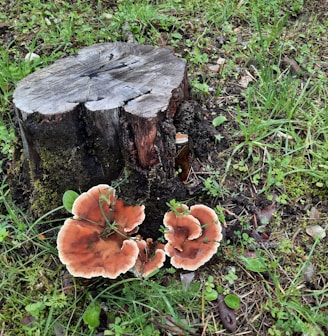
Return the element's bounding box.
[21,315,36,327]
[207,58,225,74]
[102,13,113,20]
[309,207,320,221]
[282,56,302,74]
[244,250,257,258]
[238,74,253,88]
[275,131,294,140]
[44,17,52,26]
[306,225,326,239]
[303,262,315,282]
[24,52,40,61]
[257,203,276,226]
[53,322,66,336]
[216,57,226,65]
[180,272,195,292]
[250,229,268,242]
[217,294,237,332]
[208,64,221,73]
[61,270,74,294]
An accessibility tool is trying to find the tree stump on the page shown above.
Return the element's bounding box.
[13,42,189,226]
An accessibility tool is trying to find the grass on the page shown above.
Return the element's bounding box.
[1,0,327,334]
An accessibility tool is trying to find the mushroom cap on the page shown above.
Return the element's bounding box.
[113,199,145,234]
[175,132,189,145]
[57,184,146,278]
[133,238,166,278]
[71,184,145,234]
[72,184,115,226]
[163,208,202,251]
[164,204,222,271]
[57,218,139,278]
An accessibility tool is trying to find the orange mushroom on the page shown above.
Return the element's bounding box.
[133,237,166,278]
[164,204,222,271]
[57,184,145,279]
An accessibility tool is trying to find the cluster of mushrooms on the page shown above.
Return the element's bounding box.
[57,184,223,279]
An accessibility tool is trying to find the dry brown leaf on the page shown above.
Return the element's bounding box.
[306,225,326,239]
[217,294,237,332]
[309,207,320,221]
[238,74,253,88]
[257,203,276,226]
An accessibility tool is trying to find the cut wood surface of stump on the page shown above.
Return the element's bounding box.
[13,42,189,217]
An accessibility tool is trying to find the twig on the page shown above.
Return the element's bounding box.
[224,208,241,220]
[154,315,199,336]
[291,227,302,246]
[201,314,210,336]
[0,322,5,336]
[152,320,186,335]
[253,213,258,228]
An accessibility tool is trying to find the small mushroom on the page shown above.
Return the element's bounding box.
[175,132,190,182]
[175,132,189,145]
[133,237,166,278]
[57,184,145,279]
[164,204,202,252]
[164,204,222,271]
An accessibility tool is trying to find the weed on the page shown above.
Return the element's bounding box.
[165,198,189,215]
[105,316,134,335]
[223,267,238,286]
[190,77,210,97]
[83,300,101,329]
[239,238,328,336]
[102,0,179,43]
[0,123,15,170]
[203,275,218,301]
[201,166,229,199]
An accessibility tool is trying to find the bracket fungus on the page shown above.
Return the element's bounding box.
[163,204,222,271]
[57,184,145,279]
[133,237,166,278]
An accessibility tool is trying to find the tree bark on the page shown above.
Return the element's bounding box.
[13,42,189,218]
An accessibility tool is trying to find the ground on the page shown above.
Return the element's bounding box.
[0,1,327,335]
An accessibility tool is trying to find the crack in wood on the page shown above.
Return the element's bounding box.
[122,89,152,106]
[80,60,139,79]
